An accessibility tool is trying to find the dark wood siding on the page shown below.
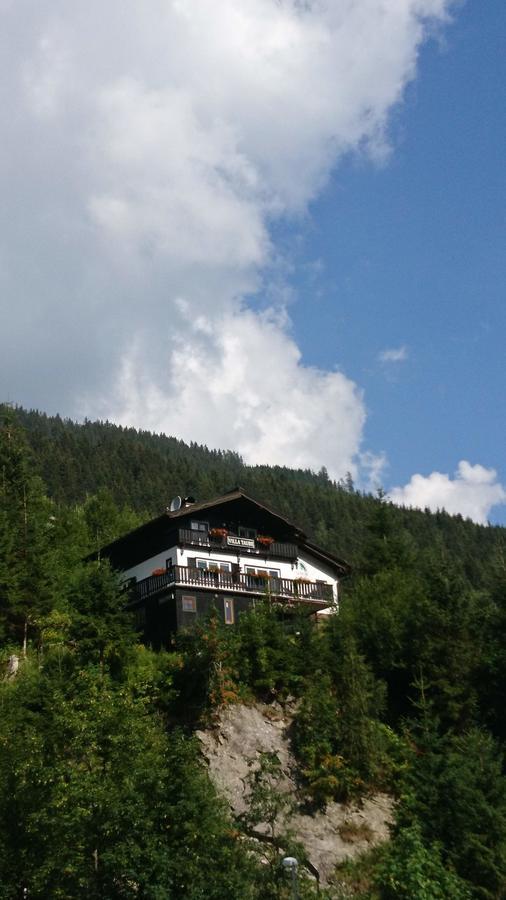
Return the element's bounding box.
[175,589,257,631]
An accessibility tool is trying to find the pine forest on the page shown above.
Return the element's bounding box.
[1,403,506,899]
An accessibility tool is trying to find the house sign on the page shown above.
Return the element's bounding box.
[227,535,256,549]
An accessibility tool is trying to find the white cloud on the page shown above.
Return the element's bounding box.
[359,450,388,492]
[379,345,409,363]
[389,461,506,524]
[0,0,455,479]
[102,305,367,479]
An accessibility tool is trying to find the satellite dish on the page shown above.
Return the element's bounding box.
[169,496,182,512]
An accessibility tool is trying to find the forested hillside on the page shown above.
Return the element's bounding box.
[14,405,505,580]
[1,403,506,898]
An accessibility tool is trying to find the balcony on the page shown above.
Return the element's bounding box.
[177,528,298,560]
[134,565,334,606]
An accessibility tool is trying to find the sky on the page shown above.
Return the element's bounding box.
[1,0,505,525]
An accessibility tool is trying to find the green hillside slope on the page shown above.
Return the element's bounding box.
[12,405,504,581]
[2,403,506,897]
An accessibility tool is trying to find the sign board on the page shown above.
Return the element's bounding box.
[227,535,255,549]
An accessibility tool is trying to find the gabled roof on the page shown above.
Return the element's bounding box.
[167,487,304,532]
[94,488,350,575]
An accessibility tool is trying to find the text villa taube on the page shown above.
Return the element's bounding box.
[227,535,255,549]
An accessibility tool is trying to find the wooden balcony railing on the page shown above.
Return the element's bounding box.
[134,565,334,605]
[177,528,298,560]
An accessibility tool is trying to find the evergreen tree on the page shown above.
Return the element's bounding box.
[375,823,471,899]
[0,408,56,651]
[0,665,258,899]
[399,718,506,899]
[66,561,137,676]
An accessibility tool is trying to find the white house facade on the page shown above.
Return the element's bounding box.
[97,489,349,644]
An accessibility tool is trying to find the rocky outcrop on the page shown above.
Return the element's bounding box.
[197,702,394,886]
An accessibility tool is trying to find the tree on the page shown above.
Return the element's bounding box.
[239,752,318,900]
[0,407,56,652]
[359,490,415,577]
[230,602,302,699]
[399,724,506,899]
[83,488,141,557]
[375,823,471,899]
[292,635,388,805]
[477,542,506,739]
[0,664,259,899]
[66,561,137,675]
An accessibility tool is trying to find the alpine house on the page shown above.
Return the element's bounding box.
[97,489,349,645]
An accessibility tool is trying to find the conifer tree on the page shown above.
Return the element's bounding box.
[0,407,55,651]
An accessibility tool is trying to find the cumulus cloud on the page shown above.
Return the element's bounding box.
[389,461,506,524]
[0,0,454,479]
[379,345,409,363]
[108,305,366,476]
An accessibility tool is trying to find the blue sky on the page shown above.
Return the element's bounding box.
[285,0,506,520]
[1,0,505,523]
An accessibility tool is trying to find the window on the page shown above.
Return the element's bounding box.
[182,595,197,613]
[196,559,231,573]
[190,520,208,533]
[238,526,256,540]
[224,597,235,625]
[194,559,233,585]
[245,567,280,590]
[245,567,280,577]
[186,521,209,546]
[165,557,173,571]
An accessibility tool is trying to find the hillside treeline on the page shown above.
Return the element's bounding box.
[1,404,506,898]
[12,404,505,579]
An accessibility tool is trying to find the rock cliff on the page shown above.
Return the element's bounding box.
[197,702,393,886]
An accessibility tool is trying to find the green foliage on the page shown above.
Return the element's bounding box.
[10,404,505,576]
[172,611,241,723]
[291,632,391,805]
[83,488,143,556]
[124,644,180,712]
[340,555,488,730]
[231,602,307,698]
[0,666,170,898]
[173,603,319,722]
[374,824,471,899]
[156,731,260,899]
[2,406,506,899]
[398,726,506,898]
[239,752,321,900]
[0,663,259,898]
[291,673,353,804]
[66,561,138,675]
[359,490,416,576]
[240,750,294,841]
[0,408,57,649]
[477,541,506,740]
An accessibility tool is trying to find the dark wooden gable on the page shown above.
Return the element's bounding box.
[94,489,349,576]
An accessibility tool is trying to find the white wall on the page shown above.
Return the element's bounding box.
[123,547,178,583]
[294,550,338,602]
[123,543,338,601]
